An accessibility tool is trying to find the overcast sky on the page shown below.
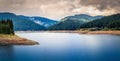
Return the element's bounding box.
[0,0,120,20]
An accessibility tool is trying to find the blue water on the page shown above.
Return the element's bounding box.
[0,32,120,61]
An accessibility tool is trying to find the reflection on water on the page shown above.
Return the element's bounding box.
[0,32,120,61]
[0,46,14,61]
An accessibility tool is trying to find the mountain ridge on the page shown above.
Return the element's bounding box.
[49,14,103,30]
[0,12,48,31]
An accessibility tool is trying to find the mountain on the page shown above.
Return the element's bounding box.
[49,19,83,30]
[61,14,103,22]
[80,13,120,29]
[49,14,103,30]
[0,12,46,31]
[18,16,58,28]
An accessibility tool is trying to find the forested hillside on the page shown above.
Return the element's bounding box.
[0,12,46,31]
[80,13,120,30]
[18,15,58,28]
[49,19,84,30]
[49,14,103,30]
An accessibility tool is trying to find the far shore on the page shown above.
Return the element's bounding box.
[46,30,120,35]
[0,34,39,46]
[15,30,120,35]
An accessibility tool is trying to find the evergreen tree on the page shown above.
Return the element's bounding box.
[0,19,14,34]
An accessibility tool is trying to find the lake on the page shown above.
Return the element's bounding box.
[0,32,120,61]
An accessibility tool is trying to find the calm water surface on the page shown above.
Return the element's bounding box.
[0,32,120,61]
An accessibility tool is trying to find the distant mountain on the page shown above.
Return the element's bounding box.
[61,14,103,22]
[18,16,58,28]
[49,14,103,30]
[0,12,46,31]
[80,13,120,29]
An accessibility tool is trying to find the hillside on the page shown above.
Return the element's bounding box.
[0,12,57,31]
[80,13,120,30]
[19,16,58,28]
[49,14,103,30]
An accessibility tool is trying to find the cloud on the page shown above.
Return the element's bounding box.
[0,0,119,20]
[79,0,120,11]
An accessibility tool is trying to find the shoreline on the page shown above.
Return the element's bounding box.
[16,30,120,35]
[0,34,39,46]
[4,30,119,45]
[49,30,120,35]
[85,31,120,35]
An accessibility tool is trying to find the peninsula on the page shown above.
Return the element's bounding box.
[0,19,38,45]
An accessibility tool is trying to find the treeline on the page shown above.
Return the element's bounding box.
[79,13,120,30]
[0,19,14,34]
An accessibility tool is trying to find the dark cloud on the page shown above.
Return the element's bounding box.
[80,0,120,11]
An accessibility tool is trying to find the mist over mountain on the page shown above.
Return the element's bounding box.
[0,12,57,31]
[18,15,58,28]
[0,12,119,31]
[49,14,103,30]
[63,14,103,22]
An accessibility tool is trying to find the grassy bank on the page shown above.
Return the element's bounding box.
[0,34,39,45]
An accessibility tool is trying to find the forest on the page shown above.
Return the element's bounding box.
[0,19,14,34]
[49,13,120,30]
[79,14,120,30]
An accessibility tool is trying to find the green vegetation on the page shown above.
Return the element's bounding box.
[0,19,14,34]
[49,13,120,31]
[0,19,38,45]
[107,20,120,29]
[49,14,103,30]
[79,13,120,30]
[49,19,84,30]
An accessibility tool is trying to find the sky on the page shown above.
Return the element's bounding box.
[0,0,120,20]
